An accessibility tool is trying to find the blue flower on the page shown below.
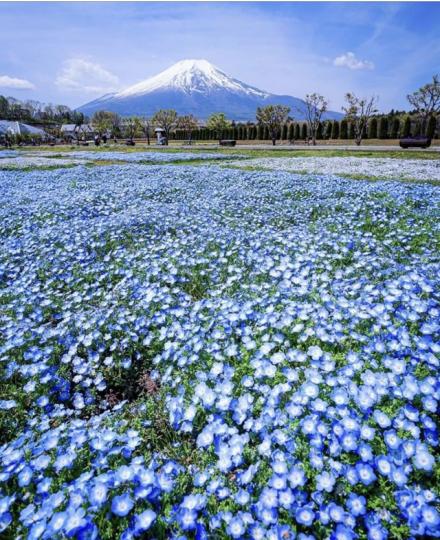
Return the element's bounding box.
[413,448,435,471]
[89,483,108,507]
[227,516,245,538]
[295,506,315,526]
[134,509,156,532]
[346,494,366,517]
[355,464,376,485]
[111,494,134,517]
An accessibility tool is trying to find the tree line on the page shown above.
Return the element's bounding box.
[2,75,438,146]
[0,96,84,125]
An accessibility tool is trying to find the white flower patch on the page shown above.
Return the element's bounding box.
[227,156,440,182]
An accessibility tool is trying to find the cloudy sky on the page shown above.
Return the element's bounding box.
[0,2,439,111]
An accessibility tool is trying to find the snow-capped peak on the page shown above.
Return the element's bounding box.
[115,59,270,98]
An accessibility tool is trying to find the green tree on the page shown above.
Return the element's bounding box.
[402,116,411,137]
[316,122,323,140]
[176,114,199,143]
[378,117,389,139]
[152,109,178,144]
[390,117,400,139]
[92,111,120,138]
[348,122,354,140]
[368,117,378,139]
[331,120,339,140]
[256,104,290,145]
[0,95,9,118]
[301,123,308,139]
[124,116,142,142]
[207,113,231,142]
[340,119,348,139]
[426,115,437,138]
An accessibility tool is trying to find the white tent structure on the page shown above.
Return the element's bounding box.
[0,120,47,138]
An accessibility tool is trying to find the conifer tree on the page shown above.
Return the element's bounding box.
[340,119,348,139]
[378,117,389,139]
[402,116,411,137]
[368,118,378,139]
[331,120,339,140]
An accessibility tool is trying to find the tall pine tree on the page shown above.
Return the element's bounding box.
[368,118,378,139]
[378,117,389,139]
[340,119,348,139]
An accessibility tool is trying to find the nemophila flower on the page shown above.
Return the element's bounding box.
[0,163,439,538]
[288,466,306,488]
[111,494,134,517]
[177,508,197,530]
[295,505,315,526]
[366,523,388,540]
[89,483,108,507]
[413,448,435,471]
[134,509,156,532]
[355,464,376,486]
[347,494,366,517]
[316,471,336,492]
[227,516,246,538]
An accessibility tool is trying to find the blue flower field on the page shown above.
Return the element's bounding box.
[0,161,439,539]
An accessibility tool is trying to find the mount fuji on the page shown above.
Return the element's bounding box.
[78,59,342,121]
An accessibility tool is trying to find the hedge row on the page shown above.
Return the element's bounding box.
[171,115,438,141]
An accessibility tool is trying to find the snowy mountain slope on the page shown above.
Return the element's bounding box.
[78,59,342,121]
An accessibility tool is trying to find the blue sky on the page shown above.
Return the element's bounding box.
[0,2,439,112]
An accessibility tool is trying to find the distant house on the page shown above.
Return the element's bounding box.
[60,124,95,141]
[0,120,47,139]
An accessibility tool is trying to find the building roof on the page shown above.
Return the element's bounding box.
[60,124,94,133]
[0,120,47,136]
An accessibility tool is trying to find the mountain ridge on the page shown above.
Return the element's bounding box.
[78,59,343,121]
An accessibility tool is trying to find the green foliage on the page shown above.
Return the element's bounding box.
[368,117,378,139]
[390,117,401,138]
[301,123,308,139]
[206,113,231,141]
[378,117,389,139]
[331,120,339,140]
[426,115,437,138]
[340,119,348,139]
[256,104,290,145]
[402,116,411,137]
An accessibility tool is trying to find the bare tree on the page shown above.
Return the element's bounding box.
[152,109,178,145]
[407,75,440,134]
[256,105,290,145]
[140,117,152,145]
[342,93,378,146]
[177,114,199,143]
[207,113,231,143]
[303,93,328,145]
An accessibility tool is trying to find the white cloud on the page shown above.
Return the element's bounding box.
[333,52,374,71]
[0,75,35,90]
[55,58,119,93]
